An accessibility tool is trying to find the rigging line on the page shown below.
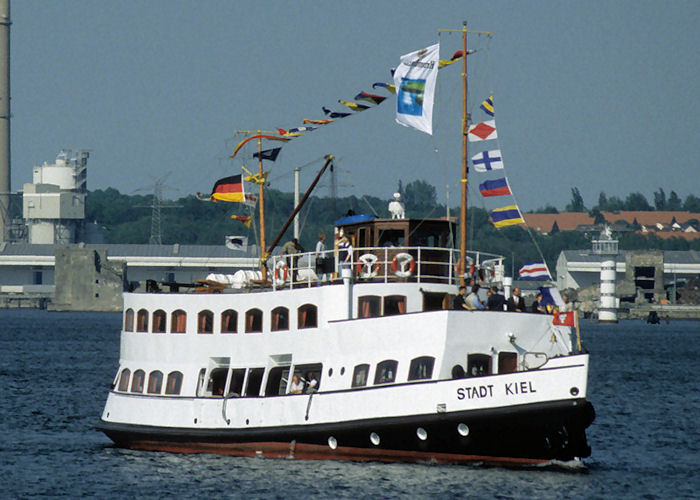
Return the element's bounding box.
[361,195,380,217]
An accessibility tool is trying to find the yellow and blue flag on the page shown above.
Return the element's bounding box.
[490,205,524,228]
[480,95,494,117]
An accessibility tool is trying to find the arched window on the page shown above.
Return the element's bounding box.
[131,369,145,393]
[298,304,317,329]
[165,371,183,395]
[147,370,163,394]
[117,368,131,392]
[221,309,238,333]
[171,309,187,333]
[198,310,214,334]
[358,296,381,318]
[136,309,149,332]
[124,309,134,332]
[374,360,398,385]
[245,308,263,333]
[384,295,406,316]
[271,307,289,331]
[408,356,435,381]
[152,310,166,333]
[351,364,369,388]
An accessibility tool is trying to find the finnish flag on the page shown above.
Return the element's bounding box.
[472,149,504,172]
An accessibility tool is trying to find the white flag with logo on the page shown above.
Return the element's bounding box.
[225,235,248,251]
[393,43,440,135]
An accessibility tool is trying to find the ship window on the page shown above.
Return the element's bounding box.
[221,309,238,333]
[117,368,130,392]
[165,371,183,395]
[136,309,149,332]
[265,366,290,396]
[467,353,492,377]
[124,309,134,331]
[131,369,145,393]
[245,368,265,397]
[498,352,518,374]
[293,363,322,392]
[351,364,369,388]
[147,370,163,394]
[408,356,435,381]
[171,309,187,333]
[384,295,406,316]
[271,307,289,331]
[207,368,228,397]
[358,295,381,318]
[227,368,245,397]
[422,292,448,311]
[152,309,166,333]
[378,229,405,247]
[197,310,214,334]
[374,360,398,385]
[196,368,206,397]
[298,304,317,329]
[245,308,263,333]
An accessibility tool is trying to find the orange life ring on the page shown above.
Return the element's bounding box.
[274,261,288,284]
[355,253,379,278]
[391,253,415,277]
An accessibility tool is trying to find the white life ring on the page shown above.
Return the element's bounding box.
[355,253,379,278]
[392,252,415,277]
[273,260,288,286]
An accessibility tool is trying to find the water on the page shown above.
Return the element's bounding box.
[1,309,699,499]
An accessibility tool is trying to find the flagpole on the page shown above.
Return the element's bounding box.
[460,21,468,287]
[257,131,268,281]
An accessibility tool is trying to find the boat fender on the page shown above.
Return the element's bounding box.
[274,260,288,285]
[356,253,379,278]
[391,252,415,277]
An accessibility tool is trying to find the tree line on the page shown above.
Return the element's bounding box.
[538,187,700,214]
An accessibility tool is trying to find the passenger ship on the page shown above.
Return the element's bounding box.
[98,26,595,466]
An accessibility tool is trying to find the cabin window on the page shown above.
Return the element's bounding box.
[136,309,149,332]
[207,368,228,397]
[384,295,406,316]
[227,369,246,397]
[245,368,265,397]
[467,353,492,377]
[374,360,398,385]
[378,229,405,247]
[498,352,518,374]
[171,310,187,333]
[152,309,166,333]
[358,295,381,318]
[124,308,134,331]
[451,364,466,379]
[147,370,163,394]
[221,309,238,333]
[271,307,289,331]
[265,366,290,396]
[131,369,145,393]
[165,371,183,395]
[198,310,214,334]
[351,364,369,388]
[294,363,323,392]
[408,356,435,381]
[298,304,318,329]
[423,292,448,311]
[117,368,130,392]
[245,308,263,333]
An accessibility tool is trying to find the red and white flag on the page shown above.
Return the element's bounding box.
[467,120,497,141]
[552,311,576,327]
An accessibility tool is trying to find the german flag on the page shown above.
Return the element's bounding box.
[211,175,245,203]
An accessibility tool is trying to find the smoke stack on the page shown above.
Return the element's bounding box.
[0,0,9,242]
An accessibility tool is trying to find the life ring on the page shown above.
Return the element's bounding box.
[392,252,415,277]
[273,260,288,285]
[356,253,379,278]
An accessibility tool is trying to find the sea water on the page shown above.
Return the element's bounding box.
[1,309,698,499]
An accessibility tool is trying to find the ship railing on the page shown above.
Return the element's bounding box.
[269,246,505,290]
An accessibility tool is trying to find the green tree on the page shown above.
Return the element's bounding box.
[565,187,585,212]
[403,179,438,217]
[653,188,666,210]
[623,192,652,211]
[667,191,682,211]
[534,204,559,214]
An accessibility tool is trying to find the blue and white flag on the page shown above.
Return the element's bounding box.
[519,262,551,280]
[472,149,504,172]
[393,43,440,135]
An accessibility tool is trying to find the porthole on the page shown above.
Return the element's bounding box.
[340,367,345,375]
[370,432,380,446]
[416,427,428,441]
[328,436,338,450]
[328,368,333,377]
[570,387,579,396]
[457,423,469,436]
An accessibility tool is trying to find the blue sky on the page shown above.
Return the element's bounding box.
[9,0,699,213]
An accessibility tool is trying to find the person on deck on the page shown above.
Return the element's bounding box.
[305,372,318,393]
[315,232,328,282]
[466,285,485,310]
[453,286,469,310]
[507,287,526,312]
[289,374,304,394]
[531,293,546,313]
[337,233,353,270]
[486,285,506,311]
[281,238,304,282]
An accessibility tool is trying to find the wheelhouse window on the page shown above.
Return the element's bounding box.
[152,309,166,333]
[408,356,435,381]
[351,364,369,388]
[298,304,318,329]
[271,307,289,331]
[198,310,214,334]
[131,369,145,393]
[467,353,492,377]
[265,366,290,396]
[358,296,381,318]
[124,309,134,332]
[207,368,228,396]
[171,310,187,333]
[136,309,149,332]
[384,295,406,316]
[165,371,183,395]
[117,368,130,392]
[227,369,246,397]
[147,370,163,394]
[245,368,265,397]
[245,308,263,333]
[374,360,398,385]
[221,309,238,333]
